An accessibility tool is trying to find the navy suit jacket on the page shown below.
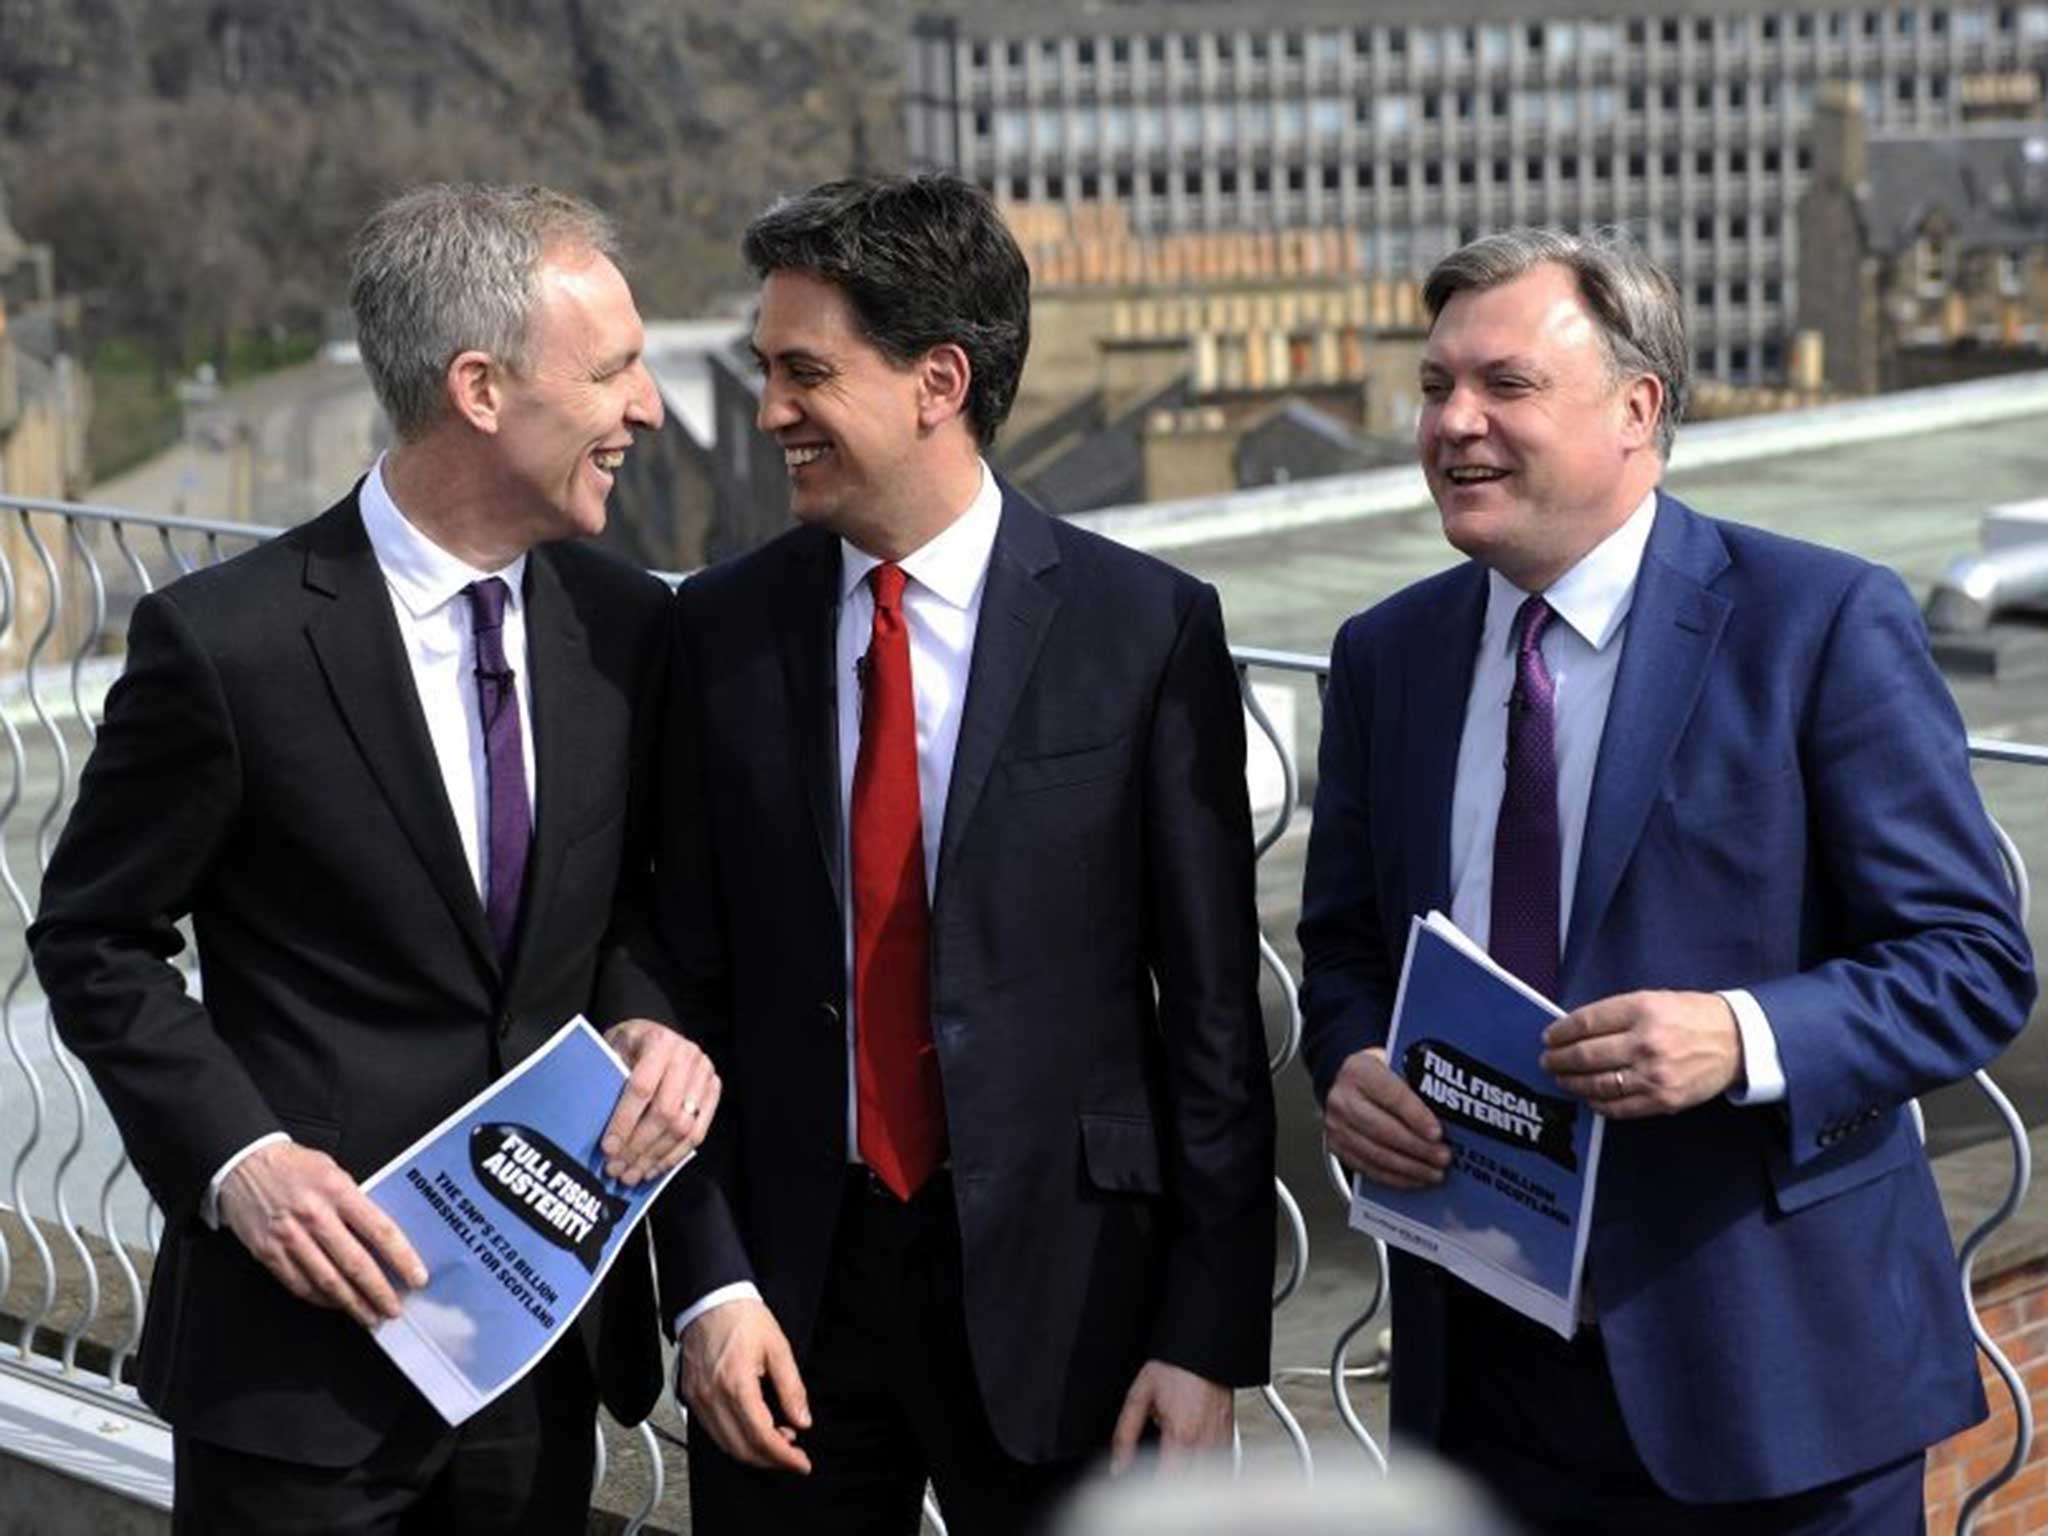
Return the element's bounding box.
[1299,492,2034,1501]
[652,484,1276,1462]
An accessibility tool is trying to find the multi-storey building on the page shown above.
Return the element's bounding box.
[906,1,2048,384]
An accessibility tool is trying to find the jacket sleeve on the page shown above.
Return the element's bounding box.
[1296,612,1400,1105]
[1140,583,1277,1388]
[645,579,757,1325]
[28,591,281,1224]
[1748,563,2035,1163]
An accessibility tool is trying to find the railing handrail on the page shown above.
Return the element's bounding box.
[0,494,2039,1533]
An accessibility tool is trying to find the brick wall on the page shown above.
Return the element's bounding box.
[1926,1254,2048,1535]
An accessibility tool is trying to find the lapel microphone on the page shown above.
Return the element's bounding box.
[855,651,873,689]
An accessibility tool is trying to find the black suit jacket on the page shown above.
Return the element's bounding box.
[652,486,1276,1463]
[30,491,676,1465]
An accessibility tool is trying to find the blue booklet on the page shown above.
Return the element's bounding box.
[1347,911,1604,1337]
[362,1016,687,1423]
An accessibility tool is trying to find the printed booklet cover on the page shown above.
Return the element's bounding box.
[363,1016,688,1423]
[1347,911,1604,1337]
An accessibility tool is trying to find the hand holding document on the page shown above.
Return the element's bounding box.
[1347,912,1604,1338]
[362,1016,690,1423]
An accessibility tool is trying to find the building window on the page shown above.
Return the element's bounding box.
[1695,18,1713,42]
[1527,155,1544,181]
[1696,281,1715,305]
[1459,158,1477,184]
[1661,84,1679,111]
[1931,8,1949,32]
[1006,42,1023,68]
[1288,165,1307,191]
[1730,213,1749,238]
[1765,211,1782,237]
[1696,149,1714,175]
[1217,35,1235,60]
[1358,162,1376,189]
[1010,175,1028,200]
[1249,34,1268,61]
[1660,18,1680,44]
[1627,18,1647,44]
[1492,88,1509,116]
[1863,11,1880,36]
[971,42,989,68]
[1391,162,1410,188]
[1697,214,1715,240]
[1424,161,1442,187]
[1796,14,1815,38]
[1080,173,1100,198]
[1077,39,1096,65]
[1662,150,1680,176]
[1185,169,1202,194]
[1322,163,1341,190]
[1730,81,1747,109]
[1730,148,1749,173]
[1147,36,1165,62]
[1896,7,1916,34]
[1150,171,1168,196]
[1111,37,1129,63]
[1731,279,1750,303]
[1182,34,1198,60]
[1897,76,1917,102]
[1561,153,1580,179]
[1731,344,1750,372]
[1115,172,1133,197]
[1628,84,1646,112]
[1494,158,1511,183]
[1763,15,1780,39]
[1354,25,1372,55]
[1527,23,1546,51]
[1253,167,1271,193]
[1696,83,1713,110]
[1047,173,1065,198]
[1594,154,1612,179]
[1628,151,1647,178]
[1765,278,1784,303]
[1219,169,1237,193]
[1424,93,1442,120]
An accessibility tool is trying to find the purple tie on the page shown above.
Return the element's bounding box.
[1490,595,1560,999]
[465,577,530,960]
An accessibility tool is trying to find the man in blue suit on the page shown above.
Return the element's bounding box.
[1299,228,2034,1532]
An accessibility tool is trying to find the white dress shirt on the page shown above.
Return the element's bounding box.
[674,461,1004,1338]
[204,458,539,1223]
[1446,490,1784,1105]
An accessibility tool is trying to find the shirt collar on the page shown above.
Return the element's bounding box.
[1485,488,1659,654]
[839,460,1003,610]
[359,454,529,623]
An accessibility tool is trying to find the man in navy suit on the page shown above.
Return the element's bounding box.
[1299,228,2033,1532]
[653,174,1275,1534]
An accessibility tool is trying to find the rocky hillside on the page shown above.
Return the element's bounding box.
[0,0,928,359]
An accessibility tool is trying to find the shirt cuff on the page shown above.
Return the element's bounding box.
[1720,988,1785,1105]
[672,1282,762,1341]
[202,1131,293,1229]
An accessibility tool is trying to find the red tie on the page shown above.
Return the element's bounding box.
[852,563,946,1200]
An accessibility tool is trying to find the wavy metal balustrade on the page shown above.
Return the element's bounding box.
[0,496,2037,1535]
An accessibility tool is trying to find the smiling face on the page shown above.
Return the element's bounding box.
[751,267,977,558]
[1417,262,1663,591]
[490,244,662,545]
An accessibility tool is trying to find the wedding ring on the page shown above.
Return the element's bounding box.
[683,1097,701,1119]
[1610,1068,1628,1099]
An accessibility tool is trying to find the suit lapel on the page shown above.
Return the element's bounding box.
[779,528,847,913]
[301,499,499,978]
[505,549,583,991]
[1562,494,1731,992]
[1403,566,1488,919]
[934,490,1060,906]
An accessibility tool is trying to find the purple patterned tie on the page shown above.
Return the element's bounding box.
[1490,595,1560,998]
[464,577,530,960]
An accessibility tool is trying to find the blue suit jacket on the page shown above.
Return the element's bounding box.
[1299,492,2034,1502]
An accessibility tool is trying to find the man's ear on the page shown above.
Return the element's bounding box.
[447,350,503,435]
[917,343,972,431]
[1619,372,1664,451]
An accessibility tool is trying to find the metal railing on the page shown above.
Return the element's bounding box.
[0,495,2037,1533]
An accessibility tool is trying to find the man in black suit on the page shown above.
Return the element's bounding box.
[653,174,1276,1535]
[30,183,717,1534]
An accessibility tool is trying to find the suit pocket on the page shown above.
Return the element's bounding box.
[1001,738,1130,795]
[1765,1113,1916,1216]
[1079,1112,1163,1195]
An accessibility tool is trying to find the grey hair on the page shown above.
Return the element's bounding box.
[1422,227,1690,458]
[348,183,618,441]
